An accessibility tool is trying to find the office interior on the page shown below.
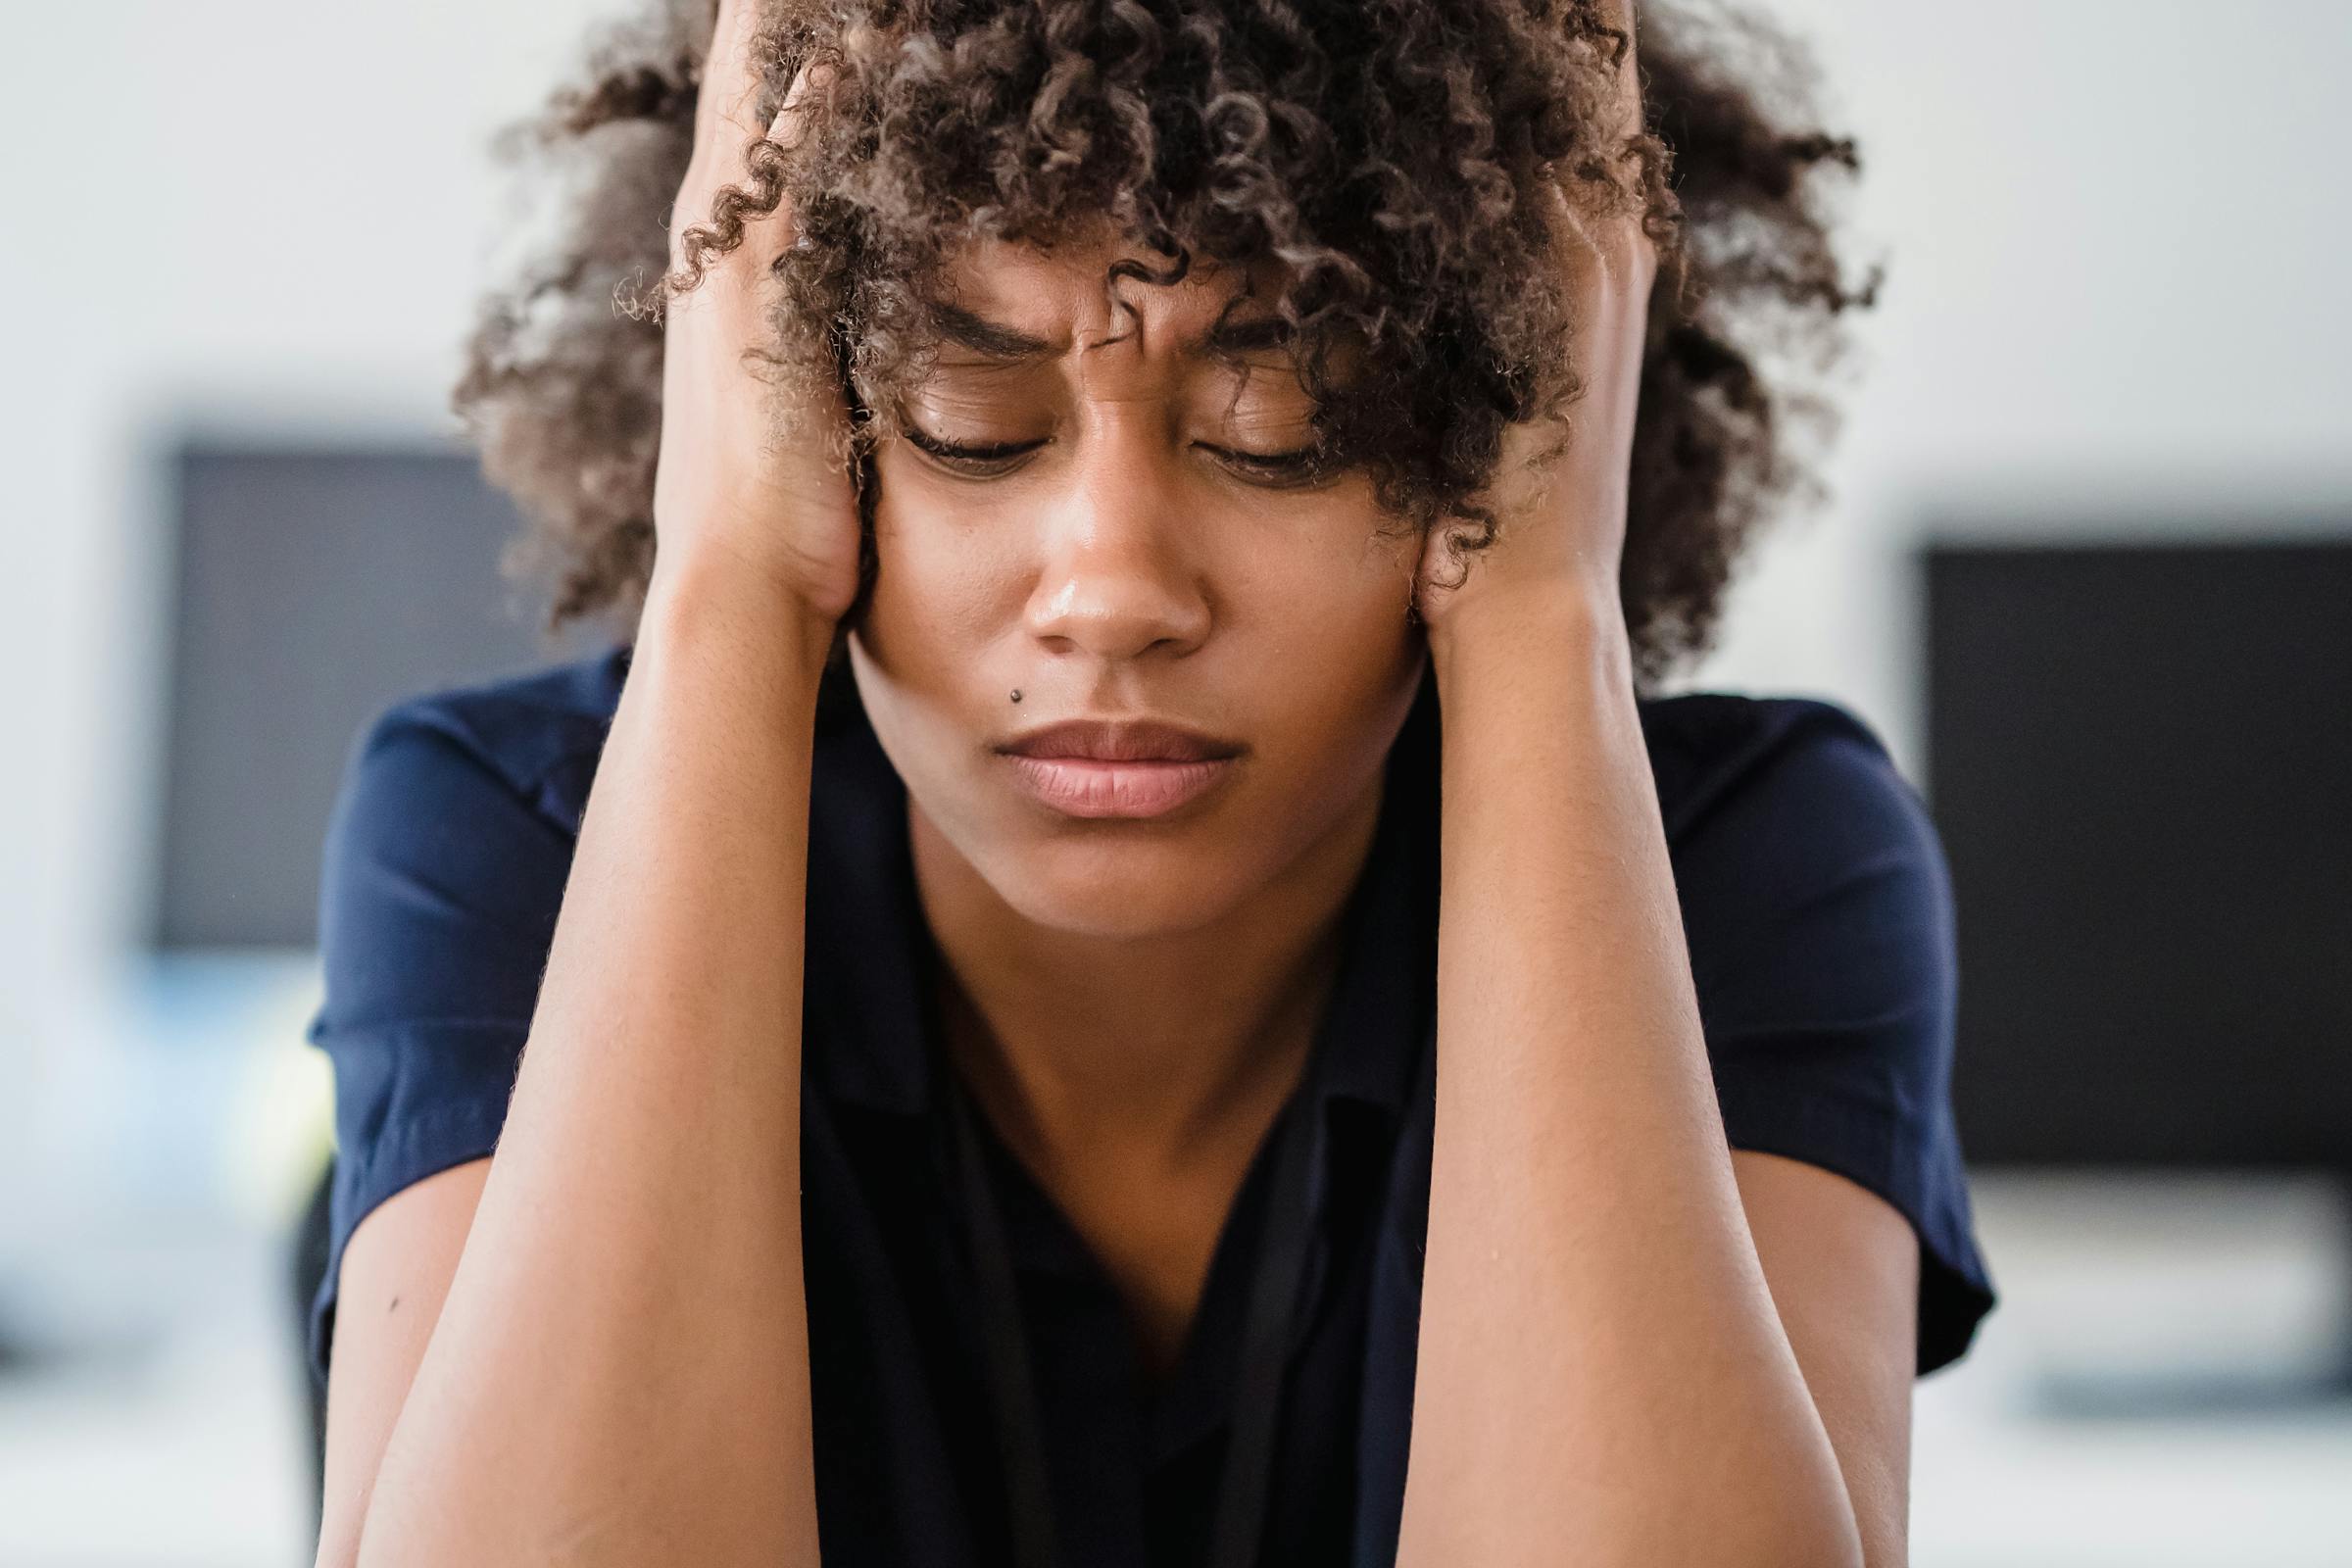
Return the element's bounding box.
[1,1,2346,1562]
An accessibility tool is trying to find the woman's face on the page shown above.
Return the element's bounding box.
[846,231,1429,939]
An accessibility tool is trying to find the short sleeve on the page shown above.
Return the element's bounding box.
[1671,704,1997,1376]
[302,699,577,1390]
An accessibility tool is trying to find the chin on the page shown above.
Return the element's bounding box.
[979,834,1259,940]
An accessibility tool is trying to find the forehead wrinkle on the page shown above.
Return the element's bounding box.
[910,353,1317,424]
[919,267,1293,371]
[916,250,1319,417]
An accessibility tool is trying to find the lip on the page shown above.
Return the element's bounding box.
[995,717,1246,820]
[999,754,1238,818]
[999,718,1245,762]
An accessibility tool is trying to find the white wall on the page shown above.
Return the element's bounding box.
[4,0,2347,1219]
[1687,0,2352,753]
[0,0,620,1237]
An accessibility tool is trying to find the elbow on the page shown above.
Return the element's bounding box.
[312,1491,367,1568]
[1394,1495,1866,1568]
[1736,1488,1868,1568]
[1666,1513,1865,1568]
[1728,1478,1868,1568]
[1771,1522,1867,1568]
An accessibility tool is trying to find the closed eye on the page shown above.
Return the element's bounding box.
[899,424,1046,475]
[898,422,1336,489]
[1200,442,1330,487]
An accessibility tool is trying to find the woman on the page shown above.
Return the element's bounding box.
[305,0,1995,1563]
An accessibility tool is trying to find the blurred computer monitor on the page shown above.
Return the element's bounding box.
[1926,533,2352,1407]
[1924,536,2350,1173]
[149,438,610,951]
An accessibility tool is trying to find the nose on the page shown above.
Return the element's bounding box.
[1022,425,1212,663]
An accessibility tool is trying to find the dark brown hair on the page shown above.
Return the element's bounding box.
[456,0,1880,689]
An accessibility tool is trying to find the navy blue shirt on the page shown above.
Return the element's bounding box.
[305,644,1996,1566]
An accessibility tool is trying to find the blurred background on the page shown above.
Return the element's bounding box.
[2,0,2347,1562]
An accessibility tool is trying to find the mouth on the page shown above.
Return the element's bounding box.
[998,717,1246,763]
[995,717,1246,819]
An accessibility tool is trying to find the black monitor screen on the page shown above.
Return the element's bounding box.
[152,440,609,951]
[1926,538,2352,1169]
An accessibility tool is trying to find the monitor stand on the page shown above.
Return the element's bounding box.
[2028,1172,2352,1419]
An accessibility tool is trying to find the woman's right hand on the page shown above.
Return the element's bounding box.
[651,0,862,626]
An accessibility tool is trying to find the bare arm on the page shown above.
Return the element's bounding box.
[349,572,835,1566]
[1734,1149,1921,1567]
[1393,9,1887,1559]
[1397,592,1865,1568]
[314,1158,488,1568]
[348,6,862,1560]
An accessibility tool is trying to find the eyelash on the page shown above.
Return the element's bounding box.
[901,427,1331,487]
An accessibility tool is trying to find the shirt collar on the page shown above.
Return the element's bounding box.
[803,667,1440,1127]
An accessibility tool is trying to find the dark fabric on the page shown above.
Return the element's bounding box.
[305,643,1997,1567]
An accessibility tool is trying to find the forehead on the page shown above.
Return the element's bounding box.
[926,230,1292,362]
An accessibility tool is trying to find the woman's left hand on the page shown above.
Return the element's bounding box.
[1412,4,1659,639]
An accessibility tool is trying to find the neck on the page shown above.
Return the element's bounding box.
[910,779,1384,1173]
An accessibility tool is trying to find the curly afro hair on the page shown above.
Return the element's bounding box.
[454,0,1881,691]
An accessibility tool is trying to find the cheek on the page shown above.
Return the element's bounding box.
[857,460,1023,678]
[1213,506,1426,798]
[1231,493,1424,662]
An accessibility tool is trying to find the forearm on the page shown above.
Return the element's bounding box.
[1396,585,1861,1568]
[358,560,833,1566]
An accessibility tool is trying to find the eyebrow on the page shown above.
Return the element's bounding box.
[926,299,1298,362]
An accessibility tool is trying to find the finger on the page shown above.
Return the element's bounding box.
[696,0,769,158]
[726,64,835,262]
[684,8,812,186]
[1545,176,1650,303]
[1557,1,1658,276]
[675,34,830,280]
[1590,0,1643,148]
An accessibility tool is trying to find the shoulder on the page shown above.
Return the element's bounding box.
[1634,690,1954,1038]
[1638,693,1946,947]
[1637,691,1926,856]
[334,644,633,841]
[313,645,631,1034]
[1633,695,1995,1372]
